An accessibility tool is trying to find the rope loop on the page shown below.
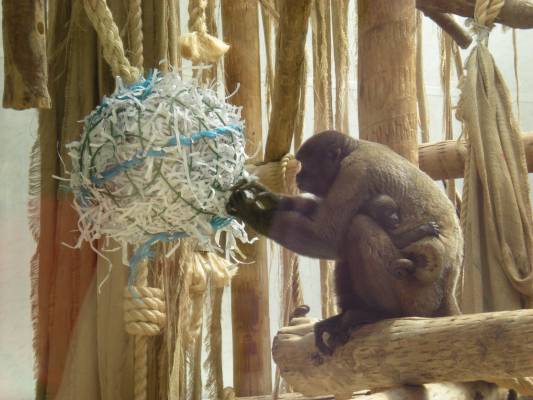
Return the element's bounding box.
[83,0,141,83]
[124,286,166,336]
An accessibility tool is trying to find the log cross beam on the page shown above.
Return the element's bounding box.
[251,134,533,191]
[272,309,533,398]
[416,0,533,29]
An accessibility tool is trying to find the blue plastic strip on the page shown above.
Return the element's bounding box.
[129,231,188,289]
[90,124,242,186]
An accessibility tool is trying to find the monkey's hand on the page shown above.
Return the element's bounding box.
[226,187,275,235]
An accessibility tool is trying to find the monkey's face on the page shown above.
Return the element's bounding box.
[295,139,342,197]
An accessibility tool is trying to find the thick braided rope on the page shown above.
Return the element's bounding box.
[83,0,140,83]
[188,0,208,35]
[127,0,144,71]
[474,0,505,26]
[124,261,167,400]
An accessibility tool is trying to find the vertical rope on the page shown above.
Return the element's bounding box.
[293,54,307,151]
[168,0,181,68]
[124,260,167,400]
[512,29,521,120]
[440,30,456,206]
[128,0,144,71]
[416,11,430,143]
[189,0,208,35]
[83,0,141,83]
[260,2,277,117]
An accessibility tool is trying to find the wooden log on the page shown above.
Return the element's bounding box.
[421,10,473,49]
[251,133,533,186]
[416,0,533,29]
[272,309,533,398]
[264,0,312,162]
[236,382,505,399]
[2,0,50,109]
[222,1,272,396]
[358,0,419,164]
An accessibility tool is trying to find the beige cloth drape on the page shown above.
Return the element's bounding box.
[458,43,533,313]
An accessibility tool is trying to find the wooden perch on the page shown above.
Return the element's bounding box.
[421,10,473,49]
[416,0,533,29]
[251,133,533,188]
[272,309,533,398]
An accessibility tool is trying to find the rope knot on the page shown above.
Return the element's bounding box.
[465,18,492,44]
[124,286,166,336]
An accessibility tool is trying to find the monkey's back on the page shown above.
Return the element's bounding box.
[342,139,463,315]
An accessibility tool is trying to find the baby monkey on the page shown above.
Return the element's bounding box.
[361,194,440,279]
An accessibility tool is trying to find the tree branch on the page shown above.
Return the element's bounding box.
[421,10,473,48]
[416,0,533,29]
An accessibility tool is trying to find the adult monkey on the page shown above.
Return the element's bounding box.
[227,130,463,355]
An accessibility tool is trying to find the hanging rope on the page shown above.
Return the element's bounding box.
[127,0,144,71]
[83,0,141,83]
[124,260,166,400]
[416,11,430,143]
[179,0,229,64]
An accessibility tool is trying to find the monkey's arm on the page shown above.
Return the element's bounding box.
[227,188,338,259]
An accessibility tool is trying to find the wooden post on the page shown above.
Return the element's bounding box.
[265,0,313,162]
[251,133,533,184]
[2,0,50,109]
[358,0,418,163]
[221,1,272,396]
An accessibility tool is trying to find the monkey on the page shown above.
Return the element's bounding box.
[227,130,463,355]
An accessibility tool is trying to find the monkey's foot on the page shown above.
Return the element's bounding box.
[390,258,415,279]
[314,310,382,355]
[314,314,349,356]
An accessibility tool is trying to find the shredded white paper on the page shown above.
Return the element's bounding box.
[67,70,251,258]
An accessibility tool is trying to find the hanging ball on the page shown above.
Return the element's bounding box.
[67,70,251,254]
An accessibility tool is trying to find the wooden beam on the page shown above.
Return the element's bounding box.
[416,0,533,29]
[237,381,504,399]
[222,1,272,396]
[251,134,533,187]
[272,310,533,398]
